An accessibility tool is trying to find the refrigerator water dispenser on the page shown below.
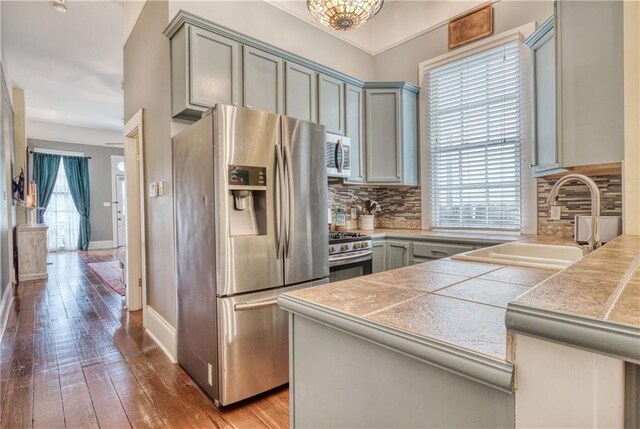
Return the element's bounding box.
[228,165,267,236]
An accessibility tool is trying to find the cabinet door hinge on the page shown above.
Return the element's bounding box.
[138,278,142,288]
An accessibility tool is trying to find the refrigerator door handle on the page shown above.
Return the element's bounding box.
[283,145,294,258]
[275,144,286,259]
[233,298,278,312]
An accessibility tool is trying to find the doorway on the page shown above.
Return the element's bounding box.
[111,155,126,249]
[115,175,126,247]
[123,109,146,316]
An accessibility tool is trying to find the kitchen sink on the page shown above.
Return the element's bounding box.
[452,242,585,270]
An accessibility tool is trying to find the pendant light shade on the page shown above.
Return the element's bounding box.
[307,0,384,31]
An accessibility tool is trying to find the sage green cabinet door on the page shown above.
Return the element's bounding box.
[530,24,558,175]
[386,240,410,270]
[365,89,402,183]
[372,241,386,274]
[170,25,240,119]
[243,46,283,114]
[285,62,317,122]
[190,27,240,109]
[344,84,364,184]
[318,74,345,135]
[557,0,624,166]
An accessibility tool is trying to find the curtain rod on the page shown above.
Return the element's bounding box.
[29,151,92,159]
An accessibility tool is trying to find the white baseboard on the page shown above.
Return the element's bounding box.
[145,305,177,362]
[88,240,116,250]
[0,283,14,343]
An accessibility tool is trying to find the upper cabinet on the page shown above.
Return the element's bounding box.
[526,1,624,177]
[364,83,419,186]
[170,25,241,119]
[165,14,420,187]
[344,84,365,184]
[284,62,317,122]
[242,46,283,114]
[318,74,345,135]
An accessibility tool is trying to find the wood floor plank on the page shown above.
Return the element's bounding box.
[104,360,166,429]
[142,347,234,429]
[59,363,99,429]
[84,363,132,429]
[0,374,34,429]
[123,352,205,429]
[32,368,66,429]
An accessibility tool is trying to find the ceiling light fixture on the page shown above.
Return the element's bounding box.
[307,0,383,31]
[52,0,67,13]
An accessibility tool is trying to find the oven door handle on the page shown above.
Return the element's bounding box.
[329,250,373,263]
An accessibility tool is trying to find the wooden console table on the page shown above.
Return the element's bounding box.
[17,224,49,281]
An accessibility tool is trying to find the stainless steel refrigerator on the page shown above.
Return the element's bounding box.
[173,104,328,406]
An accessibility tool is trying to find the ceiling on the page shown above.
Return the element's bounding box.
[2,0,124,136]
[265,0,485,55]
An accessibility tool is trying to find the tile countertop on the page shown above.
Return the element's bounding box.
[285,259,556,362]
[506,234,640,364]
[279,233,640,391]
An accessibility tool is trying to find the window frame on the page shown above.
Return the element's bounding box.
[418,22,538,234]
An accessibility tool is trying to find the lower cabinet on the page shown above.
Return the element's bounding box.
[386,240,411,270]
[372,240,386,274]
[372,237,491,273]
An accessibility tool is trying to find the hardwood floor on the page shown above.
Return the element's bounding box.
[0,250,289,429]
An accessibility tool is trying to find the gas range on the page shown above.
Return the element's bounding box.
[328,232,372,266]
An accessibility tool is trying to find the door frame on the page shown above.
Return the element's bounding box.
[110,155,125,249]
[123,109,146,315]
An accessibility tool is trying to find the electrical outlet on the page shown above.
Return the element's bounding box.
[208,363,213,385]
[157,181,164,196]
[103,202,111,207]
[550,205,562,220]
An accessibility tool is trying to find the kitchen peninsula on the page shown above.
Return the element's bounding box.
[278,234,640,428]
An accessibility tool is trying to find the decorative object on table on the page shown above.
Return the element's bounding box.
[87,261,126,296]
[24,181,45,226]
[359,200,380,230]
[448,4,493,49]
[12,168,24,204]
[307,0,384,31]
[335,208,347,232]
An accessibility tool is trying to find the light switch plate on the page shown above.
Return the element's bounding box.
[550,206,561,220]
[103,202,111,207]
[148,182,158,198]
[157,181,164,196]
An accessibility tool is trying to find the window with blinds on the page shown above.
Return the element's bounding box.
[427,41,522,231]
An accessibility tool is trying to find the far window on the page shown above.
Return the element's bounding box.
[427,42,522,231]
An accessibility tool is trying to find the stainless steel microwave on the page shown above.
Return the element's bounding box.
[326,133,351,178]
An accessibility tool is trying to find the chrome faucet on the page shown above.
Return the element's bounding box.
[547,173,601,251]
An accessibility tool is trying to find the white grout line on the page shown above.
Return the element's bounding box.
[600,254,640,320]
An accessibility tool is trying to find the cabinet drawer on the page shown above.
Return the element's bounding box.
[412,242,473,259]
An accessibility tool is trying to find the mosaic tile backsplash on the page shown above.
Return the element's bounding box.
[328,182,422,229]
[537,174,622,238]
[329,173,623,234]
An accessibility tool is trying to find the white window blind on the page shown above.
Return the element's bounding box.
[427,41,522,231]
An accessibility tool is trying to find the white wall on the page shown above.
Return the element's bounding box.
[374,0,554,84]
[26,119,124,147]
[123,1,147,46]
[168,1,375,82]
